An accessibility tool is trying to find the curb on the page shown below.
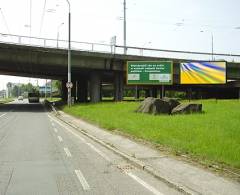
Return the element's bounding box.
[51,106,197,195]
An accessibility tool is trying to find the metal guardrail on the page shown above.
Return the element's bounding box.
[0,32,239,62]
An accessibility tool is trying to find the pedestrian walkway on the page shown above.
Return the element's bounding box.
[56,110,240,195]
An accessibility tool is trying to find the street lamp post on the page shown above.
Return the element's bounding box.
[123,0,127,54]
[57,22,64,48]
[65,0,71,107]
[211,33,214,61]
[200,30,214,61]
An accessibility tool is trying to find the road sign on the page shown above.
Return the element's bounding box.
[66,82,73,89]
[127,61,173,85]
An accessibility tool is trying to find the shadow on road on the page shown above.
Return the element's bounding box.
[0,102,49,113]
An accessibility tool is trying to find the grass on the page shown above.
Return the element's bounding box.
[45,97,62,102]
[62,100,240,169]
[0,98,14,104]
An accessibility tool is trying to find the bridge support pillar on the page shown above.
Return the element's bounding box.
[114,72,124,101]
[90,72,101,103]
[77,78,88,102]
[61,80,68,102]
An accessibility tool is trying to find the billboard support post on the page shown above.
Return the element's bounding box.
[135,85,138,100]
[161,85,165,99]
[188,88,192,102]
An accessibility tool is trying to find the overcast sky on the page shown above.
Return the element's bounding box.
[0,0,240,90]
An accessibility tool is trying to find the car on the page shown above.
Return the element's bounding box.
[18,96,23,101]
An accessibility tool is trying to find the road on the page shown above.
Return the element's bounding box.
[0,100,181,195]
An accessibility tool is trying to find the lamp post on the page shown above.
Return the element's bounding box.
[200,30,214,61]
[65,0,71,107]
[123,0,127,54]
[57,22,64,48]
[211,33,214,61]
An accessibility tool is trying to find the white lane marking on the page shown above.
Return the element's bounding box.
[54,128,58,133]
[64,147,72,157]
[57,136,63,142]
[86,143,111,162]
[0,113,7,118]
[48,115,86,142]
[75,170,90,191]
[126,172,164,195]
[48,115,112,163]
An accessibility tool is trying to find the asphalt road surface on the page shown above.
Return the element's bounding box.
[0,100,181,195]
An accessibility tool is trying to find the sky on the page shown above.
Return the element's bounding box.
[0,0,240,90]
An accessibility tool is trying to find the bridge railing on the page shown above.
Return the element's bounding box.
[0,33,240,62]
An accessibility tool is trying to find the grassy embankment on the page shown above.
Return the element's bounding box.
[0,98,14,104]
[62,100,240,169]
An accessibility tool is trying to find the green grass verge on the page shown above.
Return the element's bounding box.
[0,98,14,104]
[62,100,240,169]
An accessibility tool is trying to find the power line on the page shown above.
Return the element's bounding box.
[39,0,47,36]
[0,8,11,34]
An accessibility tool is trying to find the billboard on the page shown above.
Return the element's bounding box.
[180,61,226,84]
[127,61,173,85]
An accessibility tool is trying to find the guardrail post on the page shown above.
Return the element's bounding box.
[44,39,46,47]
[18,37,21,44]
[91,43,94,51]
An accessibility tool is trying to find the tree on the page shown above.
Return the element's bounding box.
[52,80,61,95]
[12,85,19,97]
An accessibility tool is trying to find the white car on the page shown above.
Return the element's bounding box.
[18,96,24,101]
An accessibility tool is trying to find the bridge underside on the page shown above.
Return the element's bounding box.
[0,43,240,102]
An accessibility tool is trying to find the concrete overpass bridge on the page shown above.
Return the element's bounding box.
[0,33,240,102]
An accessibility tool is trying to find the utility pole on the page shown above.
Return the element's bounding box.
[123,0,127,54]
[66,0,72,107]
[29,0,32,42]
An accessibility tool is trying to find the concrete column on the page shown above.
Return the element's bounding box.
[114,72,124,101]
[61,80,67,102]
[90,71,101,103]
[77,78,88,103]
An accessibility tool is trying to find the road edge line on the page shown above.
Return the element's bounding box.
[48,109,196,195]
